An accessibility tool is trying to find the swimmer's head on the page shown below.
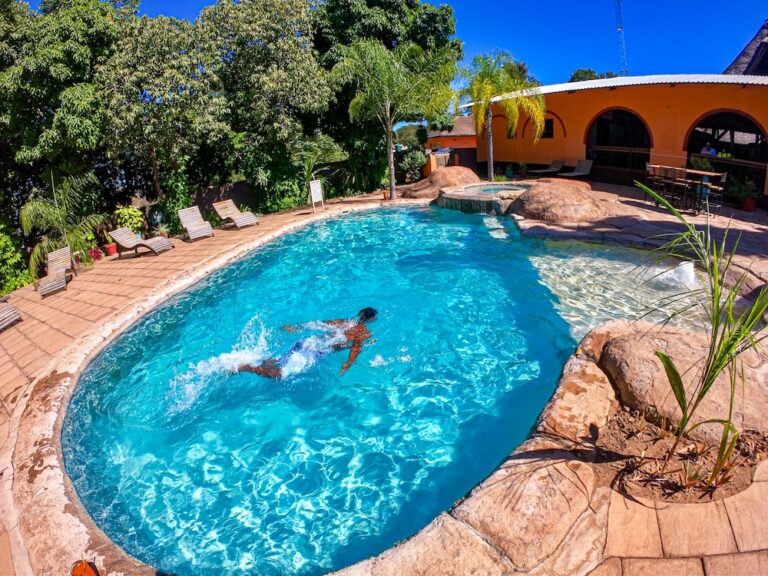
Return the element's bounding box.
[357,307,378,324]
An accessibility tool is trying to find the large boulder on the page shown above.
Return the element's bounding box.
[582,320,768,444]
[399,166,480,199]
[510,179,605,223]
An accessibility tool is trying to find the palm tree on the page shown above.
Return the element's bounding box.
[331,40,456,200]
[461,51,546,180]
[20,173,108,278]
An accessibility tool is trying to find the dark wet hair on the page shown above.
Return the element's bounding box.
[357,307,378,322]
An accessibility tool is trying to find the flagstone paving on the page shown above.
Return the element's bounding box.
[1,185,767,575]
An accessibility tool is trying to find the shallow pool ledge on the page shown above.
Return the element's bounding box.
[332,327,621,576]
[5,198,430,576]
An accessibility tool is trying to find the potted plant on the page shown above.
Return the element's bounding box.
[152,223,170,238]
[732,177,759,212]
[103,231,118,256]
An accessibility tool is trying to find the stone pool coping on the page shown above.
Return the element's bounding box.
[2,187,767,575]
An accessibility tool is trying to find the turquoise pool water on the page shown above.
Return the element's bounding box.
[62,207,695,575]
[465,183,527,195]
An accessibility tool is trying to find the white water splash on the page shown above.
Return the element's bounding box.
[651,261,701,291]
[167,317,271,413]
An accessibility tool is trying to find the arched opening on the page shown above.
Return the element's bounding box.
[586,108,651,170]
[685,111,767,196]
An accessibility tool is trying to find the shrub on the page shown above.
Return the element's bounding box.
[0,223,31,295]
[399,150,428,183]
[157,167,193,235]
[113,205,145,234]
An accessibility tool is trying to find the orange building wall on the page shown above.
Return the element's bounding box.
[426,135,476,150]
[476,83,768,195]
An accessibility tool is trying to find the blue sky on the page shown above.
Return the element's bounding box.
[30,0,766,84]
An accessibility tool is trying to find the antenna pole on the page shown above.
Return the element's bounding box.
[614,0,629,75]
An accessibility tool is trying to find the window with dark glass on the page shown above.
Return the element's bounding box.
[541,118,554,139]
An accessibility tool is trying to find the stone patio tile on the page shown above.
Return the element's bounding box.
[656,500,737,557]
[723,482,768,552]
[622,558,703,576]
[453,444,595,572]
[703,550,768,576]
[606,491,662,558]
[588,558,622,576]
[364,513,515,576]
[754,460,768,482]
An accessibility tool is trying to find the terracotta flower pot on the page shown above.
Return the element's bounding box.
[104,243,118,256]
[742,197,757,212]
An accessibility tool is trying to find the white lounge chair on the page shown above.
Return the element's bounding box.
[39,246,74,297]
[559,160,593,178]
[529,160,564,176]
[309,179,325,213]
[212,200,258,229]
[0,297,21,332]
[109,227,175,257]
[178,206,214,241]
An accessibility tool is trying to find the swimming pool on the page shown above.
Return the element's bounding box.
[62,207,697,575]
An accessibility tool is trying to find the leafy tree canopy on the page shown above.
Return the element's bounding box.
[568,68,618,82]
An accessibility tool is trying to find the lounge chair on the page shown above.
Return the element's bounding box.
[109,227,174,258]
[559,160,593,178]
[39,246,74,297]
[0,297,22,332]
[212,200,258,229]
[178,206,214,241]
[529,160,564,176]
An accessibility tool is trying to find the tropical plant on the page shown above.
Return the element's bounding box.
[0,221,31,295]
[689,155,713,171]
[152,223,171,238]
[399,149,428,183]
[460,51,546,180]
[20,174,108,277]
[292,133,347,199]
[330,40,456,200]
[638,181,768,486]
[113,205,145,234]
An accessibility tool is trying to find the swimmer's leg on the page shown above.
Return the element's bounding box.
[238,358,282,379]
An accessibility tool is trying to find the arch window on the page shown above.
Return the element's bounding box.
[586,109,651,170]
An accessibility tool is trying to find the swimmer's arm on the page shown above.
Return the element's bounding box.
[283,318,345,333]
[339,342,363,375]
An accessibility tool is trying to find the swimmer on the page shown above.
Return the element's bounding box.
[237,308,377,378]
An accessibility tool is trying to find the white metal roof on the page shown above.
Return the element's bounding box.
[488,74,768,103]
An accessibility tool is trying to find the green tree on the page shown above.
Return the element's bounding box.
[331,40,455,200]
[395,124,427,148]
[461,51,546,180]
[312,0,460,193]
[98,14,228,199]
[568,68,618,82]
[20,173,108,277]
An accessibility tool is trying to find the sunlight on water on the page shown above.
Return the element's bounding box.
[62,207,703,576]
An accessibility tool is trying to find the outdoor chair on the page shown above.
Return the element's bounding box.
[529,160,565,176]
[178,206,214,241]
[39,246,74,297]
[559,160,593,178]
[0,297,22,332]
[701,172,727,217]
[212,200,258,229]
[309,179,325,213]
[109,227,175,258]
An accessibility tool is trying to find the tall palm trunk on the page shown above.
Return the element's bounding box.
[485,106,494,181]
[386,111,396,200]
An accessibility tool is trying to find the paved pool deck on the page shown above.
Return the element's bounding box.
[0,185,767,575]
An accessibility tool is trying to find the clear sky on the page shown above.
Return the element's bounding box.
[29,0,766,84]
